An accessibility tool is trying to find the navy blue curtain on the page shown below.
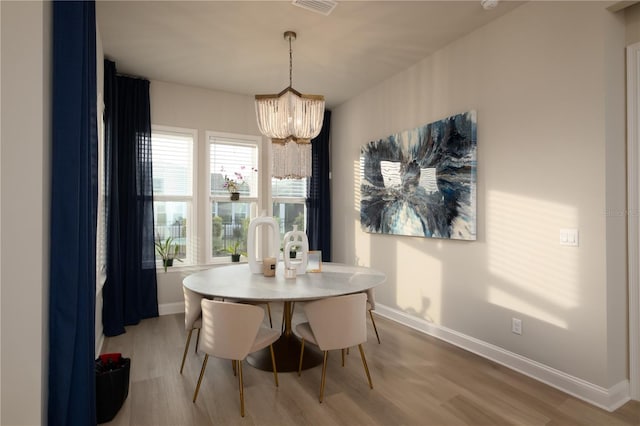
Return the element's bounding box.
[307,110,332,262]
[49,1,97,424]
[103,60,158,336]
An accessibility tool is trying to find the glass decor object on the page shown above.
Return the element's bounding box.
[255,31,325,179]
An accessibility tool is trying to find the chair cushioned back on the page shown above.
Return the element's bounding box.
[199,299,264,360]
[304,293,367,351]
[183,287,203,331]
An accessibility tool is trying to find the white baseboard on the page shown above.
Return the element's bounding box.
[375,304,630,412]
[96,302,183,353]
[159,301,184,316]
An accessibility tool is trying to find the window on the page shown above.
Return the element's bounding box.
[272,177,307,241]
[151,126,196,265]
[145,124,322,268]
[207,131,260,262]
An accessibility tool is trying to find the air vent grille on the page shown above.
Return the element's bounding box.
[292,0,337,16]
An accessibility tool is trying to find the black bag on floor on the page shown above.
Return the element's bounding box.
[95,353,131,424]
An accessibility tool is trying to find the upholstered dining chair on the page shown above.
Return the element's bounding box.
[224,298,273,328]
[295,293,373,403]
[193,299,281,417]
[180,287,203,374]
[366,288,381,344]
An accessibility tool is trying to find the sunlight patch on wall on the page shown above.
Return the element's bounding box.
[487,190,579,329]
[487,287,568,329]
[354,157,363,211]
[396,240,443,323]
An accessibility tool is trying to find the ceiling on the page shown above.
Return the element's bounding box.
[97,1,523,109]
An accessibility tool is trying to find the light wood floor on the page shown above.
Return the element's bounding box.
[101,304,639,426]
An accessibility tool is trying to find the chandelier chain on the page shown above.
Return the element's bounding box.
[289,34,293,88]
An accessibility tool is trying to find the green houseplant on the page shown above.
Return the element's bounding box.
[155,236,183,272]
[226,239,246,262]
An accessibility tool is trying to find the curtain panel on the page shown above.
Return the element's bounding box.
[103,60,158,337]
[49,1,98,424]
[307,110,332,262]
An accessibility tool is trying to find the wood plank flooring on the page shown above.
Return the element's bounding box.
[101,304,639,425]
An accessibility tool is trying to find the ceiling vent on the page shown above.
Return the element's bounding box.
[292,0,337,16]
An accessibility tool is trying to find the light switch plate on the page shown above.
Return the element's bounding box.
[560,228,579,246]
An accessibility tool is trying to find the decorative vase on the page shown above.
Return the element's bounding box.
[283,225,309,275]
[247,215,280,274]
[230,192,240,201]
[231,253,240,262]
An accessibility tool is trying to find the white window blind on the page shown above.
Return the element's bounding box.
[272,177,307,198]
[151,127,196,265]
[153,131,193,197]
[210,137,258,198]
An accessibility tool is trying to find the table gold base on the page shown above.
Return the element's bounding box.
[247,333,323,372]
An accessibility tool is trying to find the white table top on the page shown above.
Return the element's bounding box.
[183,262,386,302]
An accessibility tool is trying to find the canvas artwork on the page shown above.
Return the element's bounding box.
[360,111,477,240]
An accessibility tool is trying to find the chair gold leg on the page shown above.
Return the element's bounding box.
[238,360,245,417]
[358,344,373,389]
[193,354,209,402]
[269,344,279,387]
[266,302,273,328]
[298,338,305,376]
[195,328,201,353]
[180,329,194,374]
[369,309,381,344]
[319,351,328,403]
[341,348,345,367]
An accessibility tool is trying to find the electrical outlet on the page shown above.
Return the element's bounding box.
[512,318,522,335]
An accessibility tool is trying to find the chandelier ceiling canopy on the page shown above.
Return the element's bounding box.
[255,31,325,179]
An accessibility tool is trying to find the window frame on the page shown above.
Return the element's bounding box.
[272,188,308,238]
[205,130,262,264]
[151,125,198,267]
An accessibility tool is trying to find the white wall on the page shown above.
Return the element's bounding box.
[332,0,626,395]
[0,1,51,424]
[604,3,628,392]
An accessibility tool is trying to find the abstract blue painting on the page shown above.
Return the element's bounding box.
[360,111,477,240]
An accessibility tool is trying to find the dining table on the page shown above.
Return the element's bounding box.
[183,262,386,372]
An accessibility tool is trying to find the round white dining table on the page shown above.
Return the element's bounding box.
[183,262,386,372]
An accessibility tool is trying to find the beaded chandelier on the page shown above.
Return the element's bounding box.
[255,31,325,179]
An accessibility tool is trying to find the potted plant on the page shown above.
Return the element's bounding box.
[280,244,298,259]
[155,236,183,272]
[226,239,245,262]
[224,176,240,200]
[222,166,257,201]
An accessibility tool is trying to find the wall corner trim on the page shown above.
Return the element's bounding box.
[374,304,630,412]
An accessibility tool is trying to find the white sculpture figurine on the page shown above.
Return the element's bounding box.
[282,225,309,275]
[247,214,280,274]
